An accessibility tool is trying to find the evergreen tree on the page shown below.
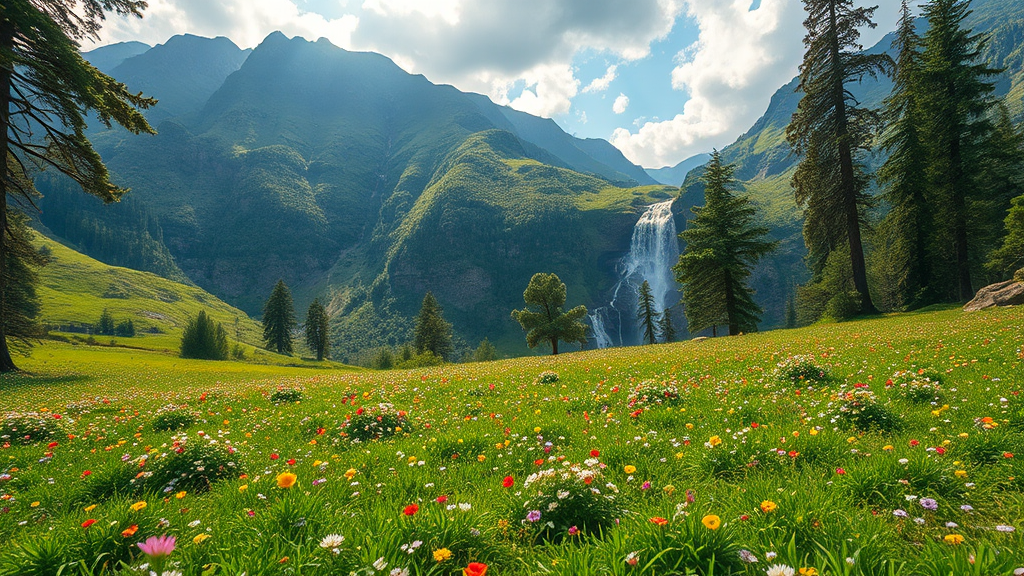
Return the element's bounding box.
[0,0,155,371]
[786,0,890,315]
[878,1,935,309]
[473,338,498,362]
[674,151,779,336]
[304,298,330,361]
[511,273,588,355]
[988,195,1024,278]
[180,310,229,360]
[115,319,135,337]
[262,279,296,355]
[657,307,677,343]
[373,347,394,370]
[97,308,115,336]
[978,105,1024,281]
[413,292,453,360]
[1,211,45,356]
[785,289,798,329]
[919,0,1001,301]
[636,280,659,345]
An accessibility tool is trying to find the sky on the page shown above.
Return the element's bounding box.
[85,0,911,169]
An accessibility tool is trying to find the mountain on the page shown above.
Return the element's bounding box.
[82,41,150,73]
[646,153,713,186]
[40,32,671,360]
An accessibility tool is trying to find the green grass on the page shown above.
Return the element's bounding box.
[1,305,1023,575]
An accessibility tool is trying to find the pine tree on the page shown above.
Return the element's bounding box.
[115,319,135,337]
[657,307,677,343]
[511,273,588,355]
[978,105,1024,281]
[636,280,659,345]
[919,0,1001,301]
[1,211,45,356]
[988,195,1024,278]
[304,298,330,361]
[97,309,115,336]
[878,1,935,309]
[180,310,229,360]
[786,0,890,315]
[413,292,453,360]
[262,280,296,355]
[0,0,155,371]
[785,290,798,329]
[473,338,498,362]
[674,151,779,336]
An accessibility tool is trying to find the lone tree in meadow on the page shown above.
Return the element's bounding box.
[263,280,296,355]
[511,272,588,355]
[0,0,155,371]
[180,310,229,360]
[786,0,891,316]
[473,338,498,362]
[674,151,778,336]
[304,298,330,361]
[657,307,677,343]
[636,280,659,345]
[413,292,453,361]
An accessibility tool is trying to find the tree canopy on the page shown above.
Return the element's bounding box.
[413,292,453,361]
[304,298,330,361]
[263,279,296,355]
[511,272,587,355]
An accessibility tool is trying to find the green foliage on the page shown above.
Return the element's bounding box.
[0,412,63,445]
[628,512,745,575]
[537,371,560,384]
[675,151,778,335]
[1016,268,1024,282]
[472,338,498,362]
[516,464,620,542]
[344,403,408,442]
[304,298,330,361]
[786,0,889,314]
[372,347,395,370]
[395,350,444,370]
[270,388,304,404]
[989,195,1024,278]
[798,247,861,323]
[96,309,114,336]
[413,292,453,361]
[263,279,296,355]
[114,319,135,337]
[1,212,46,358]
[151,405,196,431]
[774,354,832,383]
[636,280,659,345]
[836,390,903,434]
[511,273,588,355]
[657,307,677,343]
[147,435,241,493]
[180,310,229,360]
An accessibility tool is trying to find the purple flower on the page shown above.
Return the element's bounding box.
[893,509,908,518]
[996,525,1016,533]
[137,535,176,559]
[919,498,938,511]
[526,510,542,522]
[641,481,651,490]
[567,525,579,535]
[961,504,974,512]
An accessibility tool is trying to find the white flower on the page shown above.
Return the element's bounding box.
[557,490,570,500]
[765,551,777,560]
[390,569,410,576]
[320,534,345,550]
[766,565,795,576]
[373,557,388,571]
[459,503,472,512]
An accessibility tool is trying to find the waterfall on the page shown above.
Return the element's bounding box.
[589,199,680,348]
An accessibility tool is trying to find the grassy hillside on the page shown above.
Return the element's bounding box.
[1,304,1022,574]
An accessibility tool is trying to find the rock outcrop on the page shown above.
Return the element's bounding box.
[964,280,1024,312]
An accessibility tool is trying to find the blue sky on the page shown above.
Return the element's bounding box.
[89,0,907,169]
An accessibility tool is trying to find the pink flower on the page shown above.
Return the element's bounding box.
[138,535,176,559]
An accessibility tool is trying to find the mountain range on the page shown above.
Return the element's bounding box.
[32,0,1024,360]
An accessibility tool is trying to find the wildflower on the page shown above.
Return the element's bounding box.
[138,535,176,560]
[663,484,676,495]
[276,472,297,489]
[175,491,187,499]
[121,524,138,538]
[738,549,758,563]
[944,534,965,545]
[625,551,640,566]
[702,515,721,530]
[526,510,542,522]
[433,548,452,562]
[996,525,1016,532]
[437,495,448,504]
[193,533,211,545]
[893,509,908,518]
[345,468,358,480]
[766,565,795,576]
[502,476,514,488]
[84,504,97,512]
[624,465,637,474]
[799,569,818,576]
[391,569,410,576]
[373,557,388,571]
[707,436,722,447]
[590,450,600,457]
[760,500,778,513]
[567,525,579,536]
[404,504,419,516]
[919,498,938,511]
[463,562,488,576]
[130,500,148,512]
[320,534,345,552]
[81,519,97,529]
[649,517,668,526]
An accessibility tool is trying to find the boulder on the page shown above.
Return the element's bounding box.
[963,280,1024,312]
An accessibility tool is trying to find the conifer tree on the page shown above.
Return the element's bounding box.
[0,0,155,371]
[511,273,588,355]
[97,308,115,336]
[919,0,1001,301]
[473,338,498,362]
[657,307,677,343]
[978,105,1024,280]
[674,151,778,336]
[637,280,659,345]
[786,0,890,315]
[304,298,330,361]
[878,1,935,309]
[988,195,1024,278]
[180,310,229,360]
[413,292,453,360]
[1,211,45,357]
[262,280,296,355]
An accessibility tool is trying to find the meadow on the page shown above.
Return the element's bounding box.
[1,305,1023,575]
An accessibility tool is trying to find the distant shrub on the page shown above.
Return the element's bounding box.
[0,413,63,445]
[372,347,395,370]
[888,369,943,404]
[344,403,408,442]
[516,462,619,542]
[270,388,304,404]
[231,343,247,360]
[114,319,136,337]
[628,380,683,408]
[835,389,902,434]
[180,310,229,360]
[473,338,498,362]
[151,405,196,432]
[823,290,861,322]
[96,309,115,336]
[537,371,559,384]
[775,355,831,383]
[395,351,444,369]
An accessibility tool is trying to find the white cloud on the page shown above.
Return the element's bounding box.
[612,93,630,114]
[582,65,618,93]
[505,63,581,118]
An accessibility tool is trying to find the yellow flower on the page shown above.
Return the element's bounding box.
[175,491,187,499]
[238,484,248,493]
[846,436,857,444]
[623,465,637,475]
[882,445,894,451]
[433,548,453,562]
[944,534,965,545]
[344,468,357,480]
[809,429,819,436]
[708,436,722,447]
[30,501,40,508]
[701,515,721,530]
[193,533,211,545]
[799,568,819,576]
[954,470,967,478]
[477,455,486,462]
[760,500,778,513]
[276,472,298,489]
[84,504,98,512]
[129,501,147,512]
[534,427,542,433]
[663,485,676,496]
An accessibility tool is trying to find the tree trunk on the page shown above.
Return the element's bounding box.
[724,271,739,336]
[829,1,877,315]
[0,23,17,372]
[949,135,973,302]
[550,338,559,355]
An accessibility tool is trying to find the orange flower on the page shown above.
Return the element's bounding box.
[464,562,488,576]
[81,519,96,529]
[701,515,721,530]
[121,524,139,538]
[276,472,297,489]
[649,517,668,526]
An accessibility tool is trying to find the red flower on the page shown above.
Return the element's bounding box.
[649,517,668,526]
[464,562,488,576]
[909,439,920,447]
[935,447,946,455]
[81,470,92,478]
[403,504,419,516]
[590,450,600,458]
[751,422,759,429]
[502,476,514,488]
[81,519,96,529]
[1005,452,1014,459]
[270,453,280,460]
[836,468,846,475]
[436,495,448,504]
[47,442,58,449]
[287,459,296,466]
[740,514,750,521]
[356,408,364,416]
[534,459,544,466]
